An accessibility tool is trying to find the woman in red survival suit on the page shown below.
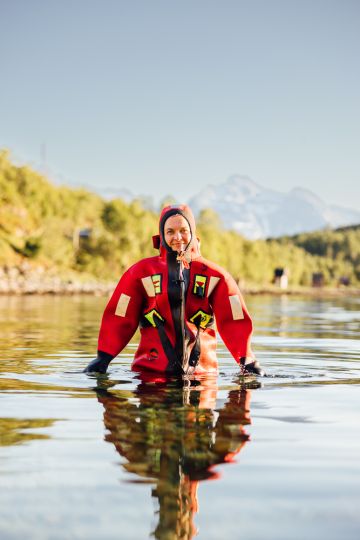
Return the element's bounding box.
[84,204,264,376]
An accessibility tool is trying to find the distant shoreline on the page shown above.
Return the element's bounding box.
[0,266,116,296]
[0,278,357,297]
[243,285,360,297]
[1,263,358,297]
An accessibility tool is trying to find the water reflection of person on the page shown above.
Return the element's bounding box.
[94,374,256,540]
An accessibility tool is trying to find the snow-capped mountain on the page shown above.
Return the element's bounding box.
[188,175,360,239]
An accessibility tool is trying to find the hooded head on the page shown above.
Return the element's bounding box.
[153,204,200,259]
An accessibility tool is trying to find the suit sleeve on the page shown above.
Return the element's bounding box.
[210,271,254,362]
[97,265,144,357]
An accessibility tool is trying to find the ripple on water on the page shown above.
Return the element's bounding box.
[0,295,360,540]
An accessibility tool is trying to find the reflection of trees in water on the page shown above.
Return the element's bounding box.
[95,374,257,540]
[0,296,104,374]
[0,418,55,446]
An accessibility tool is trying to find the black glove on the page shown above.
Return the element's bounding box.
[240,357,265,376]
[84,351,114,374]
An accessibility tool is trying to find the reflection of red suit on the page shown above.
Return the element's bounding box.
[95,375,252,540]
[98,253,254,373]
[97,376,252,481]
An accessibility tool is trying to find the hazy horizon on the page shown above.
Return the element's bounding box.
[1,0,359,210]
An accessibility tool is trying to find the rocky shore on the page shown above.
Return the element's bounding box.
[0,264,116,295]
[0,264,357,297]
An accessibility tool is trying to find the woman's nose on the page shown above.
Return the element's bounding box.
[174,230,182,240]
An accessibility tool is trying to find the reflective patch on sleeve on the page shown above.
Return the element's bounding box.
[141,276,155,297]
[207,276,220,297]
[115,293,131,317]
[229,295,244,320]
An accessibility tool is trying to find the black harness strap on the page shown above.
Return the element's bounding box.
[151,312,185,375]
[188,313,202,369]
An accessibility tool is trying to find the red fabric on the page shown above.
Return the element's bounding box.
[97,204,254,372]
[98,252,254,373]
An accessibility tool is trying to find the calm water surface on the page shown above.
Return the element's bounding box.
[0,294,359,540]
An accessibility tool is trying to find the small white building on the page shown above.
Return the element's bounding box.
[274,267,289,289]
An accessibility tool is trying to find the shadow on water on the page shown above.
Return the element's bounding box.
[92,373,259,540]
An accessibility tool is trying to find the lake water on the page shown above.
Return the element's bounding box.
[0,294,359,540]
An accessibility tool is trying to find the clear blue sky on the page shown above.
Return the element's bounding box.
[1,0,359,209]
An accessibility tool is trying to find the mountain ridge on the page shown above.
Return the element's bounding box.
[188,175,360,239]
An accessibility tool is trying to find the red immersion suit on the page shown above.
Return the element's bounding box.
[97,205,255,374]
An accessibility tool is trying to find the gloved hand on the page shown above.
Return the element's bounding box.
[83,351,114,374]
[240,357,265,376]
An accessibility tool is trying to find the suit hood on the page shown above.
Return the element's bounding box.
[152,204,200,259]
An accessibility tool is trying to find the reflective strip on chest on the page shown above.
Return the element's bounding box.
[141,274,162,297]
[207,276,220,297]
[193,275,207,297]
[152,274,162,294]
[229,295,244,320]
[190,310,212,329]
[144,309,164,327]
[115,293,131,317]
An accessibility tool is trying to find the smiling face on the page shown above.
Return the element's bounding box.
[164,214,192,253]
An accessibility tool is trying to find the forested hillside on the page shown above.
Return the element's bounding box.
[271,226,360,285]
[0,150,158,279]
[1,149,359,288]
